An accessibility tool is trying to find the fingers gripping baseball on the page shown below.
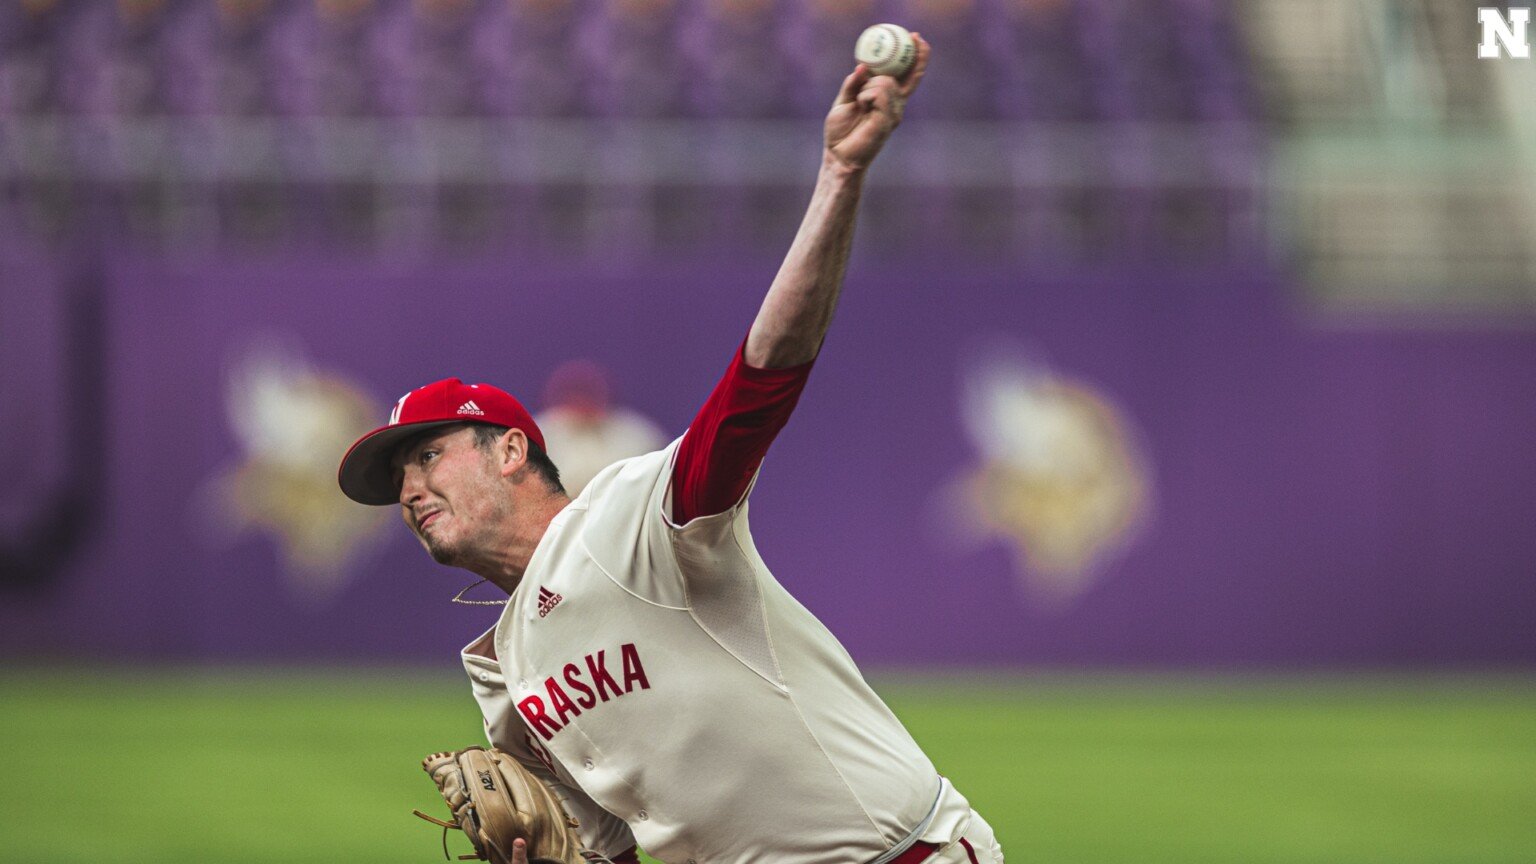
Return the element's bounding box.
[857,79,896,117]
[824,33,930,172]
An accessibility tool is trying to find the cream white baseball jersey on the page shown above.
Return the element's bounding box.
[460,439,1003,863]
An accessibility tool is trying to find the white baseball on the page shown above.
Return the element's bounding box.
[854,23,917,78]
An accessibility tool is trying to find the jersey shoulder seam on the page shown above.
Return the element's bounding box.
[579,530,691,611]
[716,521,888,843]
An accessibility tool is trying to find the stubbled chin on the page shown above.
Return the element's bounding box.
[423,532,460,566]
[415,529,443,558]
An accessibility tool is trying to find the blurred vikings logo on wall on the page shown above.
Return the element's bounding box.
[937,342,1151,609]
[198,337,388,604]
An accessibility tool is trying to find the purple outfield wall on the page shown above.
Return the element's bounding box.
[1,246,1534,668]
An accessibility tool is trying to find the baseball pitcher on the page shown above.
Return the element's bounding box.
[339,35,1005,864]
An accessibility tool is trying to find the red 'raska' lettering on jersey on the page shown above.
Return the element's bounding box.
[563,663,596,709]
[620,642,650,691]
[516,643,652,740]
[587,649,622,701]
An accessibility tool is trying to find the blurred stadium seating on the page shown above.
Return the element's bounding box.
[0,0,1263,262]
[6,0,1529,309]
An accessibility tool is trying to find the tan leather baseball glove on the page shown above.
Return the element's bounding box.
[412,746,590,864]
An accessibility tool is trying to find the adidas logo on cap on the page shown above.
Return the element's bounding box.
[340,377,551,507]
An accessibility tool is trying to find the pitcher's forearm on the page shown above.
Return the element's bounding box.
[745,156,867,369]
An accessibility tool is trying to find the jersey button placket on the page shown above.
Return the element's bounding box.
[582,758,594,771]
[636,810,648,821]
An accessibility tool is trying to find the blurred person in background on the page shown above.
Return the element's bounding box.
[534,359,666,497]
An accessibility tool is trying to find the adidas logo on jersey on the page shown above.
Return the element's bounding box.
[537,587,564,618]
[457,400,485,416]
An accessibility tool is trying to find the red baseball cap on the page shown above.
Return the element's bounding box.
[338,377,546,505]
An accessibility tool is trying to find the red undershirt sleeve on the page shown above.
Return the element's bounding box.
[669,339,815,525]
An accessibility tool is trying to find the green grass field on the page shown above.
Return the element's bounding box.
[2,669,1533,863]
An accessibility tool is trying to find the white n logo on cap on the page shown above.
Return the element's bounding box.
[458,400,485,416]
[389,392,412,425]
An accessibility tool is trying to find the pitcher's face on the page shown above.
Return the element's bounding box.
[393,425,514,567]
